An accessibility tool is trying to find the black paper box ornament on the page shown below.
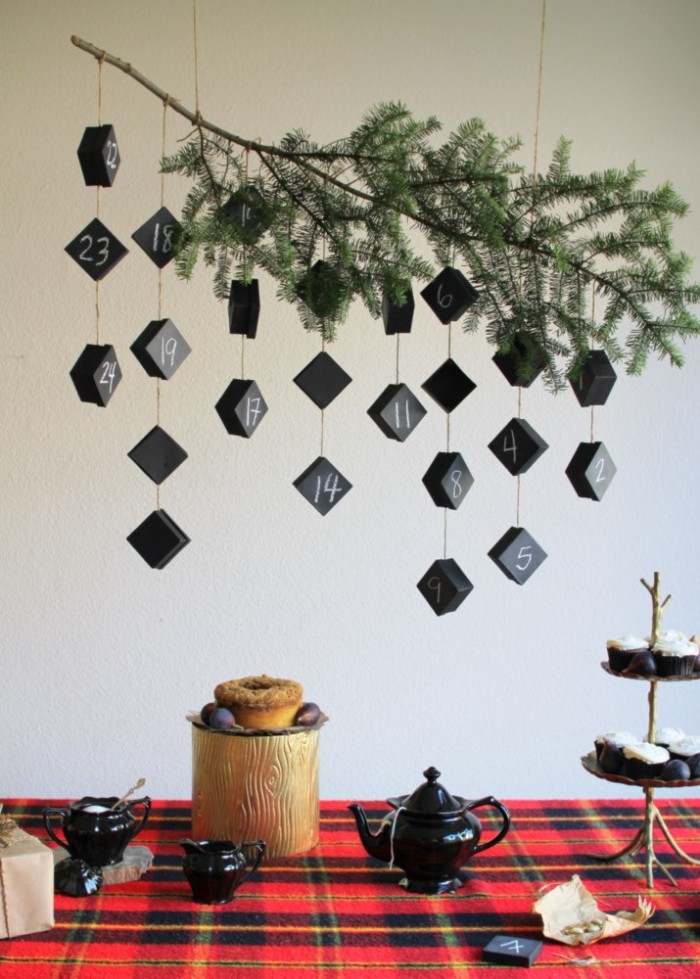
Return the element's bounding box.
[489,526,547,584]
[128,426,188,484]
[221,187,270,244]
[215,379,268,437]
[492,333,548,387]
[367,383,427,441]
[228,279,261,337]
[65,218,128,281]
[131,319,191,379]
[569,350,618,406]
[417,558,474,615]
[483,935,542,967]
[294,351,352,409]
[77,124,120,187]
[382,289,415,334]
[423,452,474,509]
[295,261,346,320]
[131,206,181,268]
[127,509,190,569]
[422,358,476,412]
[70,343,122,406]
[294,456,352,515]
[565,441,616,500]
[420,267,479,324]
[488,418,548,475]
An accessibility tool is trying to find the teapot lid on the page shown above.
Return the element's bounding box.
[401,767,464,814]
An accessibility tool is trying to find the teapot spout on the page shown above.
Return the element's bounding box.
[348,804,391,863]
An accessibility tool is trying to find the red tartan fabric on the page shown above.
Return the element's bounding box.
[0,798,699,978]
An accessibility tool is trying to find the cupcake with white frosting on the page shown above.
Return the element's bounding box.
[654,726,685,748]
[652,632,699,676]
[606,635,649,673]
[668,735,700,761]
[595,731,640,774]
[622,742,670,780]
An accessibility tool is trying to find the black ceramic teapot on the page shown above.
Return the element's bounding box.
[349,766,510,894]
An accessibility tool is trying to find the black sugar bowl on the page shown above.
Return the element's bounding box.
[43,795,151,867]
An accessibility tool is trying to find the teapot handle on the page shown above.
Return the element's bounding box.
[42,807,71,851]
[464,796,511,855]
[239,840,265,885]
[128,796,152,840]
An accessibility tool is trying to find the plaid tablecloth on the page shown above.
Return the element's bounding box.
[1,798,699,978]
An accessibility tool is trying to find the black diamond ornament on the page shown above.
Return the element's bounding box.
[423,452,474,510]
[221,187,271,244]
[488,418,549,475]
[295,261,347,320]
[215,379,268,437]
[489,526,547,584]
[381,289,415,334]
[77,124,120,187]
[128,426,188,484]
[294,457,352,515]
[69,344,122,407]
[565,441,617,500]
[65,218,128,281]
[367,383,427,441]
[131,206,181,268]
[492,333,548,387]
[228,279,261,337]
[422,358,476,412]
[131,319,191,379]
[127,509,190,569]
[569,350,618,406]
[420,267,479,324]
[417,558,474,616]
[294,351,352,408]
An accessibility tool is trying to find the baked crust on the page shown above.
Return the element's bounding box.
[215,675,303,711]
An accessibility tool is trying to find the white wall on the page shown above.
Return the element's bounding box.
[2,0,700,805]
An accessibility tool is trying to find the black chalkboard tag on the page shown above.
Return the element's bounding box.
[127,509,190,569]
[215,378,268,437]
[131,206,181,268]
[489,526,547,584]
[381,289,415,334]
[294,351,352,409]
[221,187,271,244]
[295,260,346,320]
[492,333,547,387]
[420,267,479,324]
[422,358,476,412]
[131,319,191,379]
[423,452,474,510]
[77,124,120,187]
[69,343,122,406]
[483,935,542,967]
[228,279,261,337]
[565,441,617,500]
[367,383,427,441]
[65,218,128,281]
[488,418,549,475]
[128,426,188,484]
[417,558,473,615]
[569,350,618,406]
[294,456,352,515]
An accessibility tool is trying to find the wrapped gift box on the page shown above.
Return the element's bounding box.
[0,814,54,939]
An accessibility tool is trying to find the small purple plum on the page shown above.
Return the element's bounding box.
[660,759,691,782]
[209,707,236,730]
[200,702,217,725]
[294,702,321,726]
[687,753,700,779]
[624,650,656,677]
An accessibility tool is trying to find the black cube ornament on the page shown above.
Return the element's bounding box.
[565,441,616,500]
[492,333,548,387]
[69,343,122,407]
[422,358,476,412]
[381,289,415,334]
[228,279,261,338]
[221,187,270,244]
[65,218,128,281]
[294,351,352,409]
[483,935,543,967]
[367,383,427,441]
[488,418,548,475]
[569,350,618,406]
[423,452,474,510]
[296,261,346,320]
[128,426,188,484]
[489,526,547,585]
[131,319,191,380]
[420,267,479,324]
[215,379,268,437]
[294,456,352,515]
[127,509,190,569]
[77,124,120,187]
[417,558,473,616]
[131,206,181,268]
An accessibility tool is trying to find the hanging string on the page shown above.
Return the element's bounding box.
[192,0,201,117]
[590,282,596,443]
[94,56,105,344]
[395,334,400,385]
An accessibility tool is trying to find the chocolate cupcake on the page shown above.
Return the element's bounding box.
[595,731,639,773]
[622,742,669,780]
[668,736,700,762]
[654,726,685,748]
[652,633,698,677]
[606,635,648,673]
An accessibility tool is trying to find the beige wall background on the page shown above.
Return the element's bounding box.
[2,0,700,803]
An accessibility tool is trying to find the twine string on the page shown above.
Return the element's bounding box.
[387,806,406,870]
[192,0,201,116]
